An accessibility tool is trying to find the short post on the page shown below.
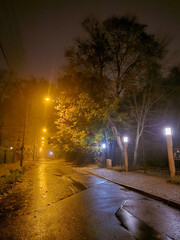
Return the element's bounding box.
[165,128,175,178]
[3,149,7,163]
[123,136,128,172]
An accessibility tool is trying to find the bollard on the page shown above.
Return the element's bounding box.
[106,159,112,167]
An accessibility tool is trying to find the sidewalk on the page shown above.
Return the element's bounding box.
[83,168,180,208]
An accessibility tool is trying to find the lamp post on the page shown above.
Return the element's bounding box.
[100,143,106,167]
[165,127,175,178]
[20,103,28,167]
[123,136,128,172]
[43,128,47,133]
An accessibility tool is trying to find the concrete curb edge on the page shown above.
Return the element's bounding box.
[83,169,180,210]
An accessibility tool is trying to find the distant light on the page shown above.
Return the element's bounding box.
[40,147,42,152]
[10,147,13,149]
[42,141,44,144]
[42,137,44,140]
[45,97,50,101]
[101,143,106,149]
[49,151,53,156]
[165,127,172,136]
[43,128,47,132]
[42,144,44,146]
[123,136,128,143]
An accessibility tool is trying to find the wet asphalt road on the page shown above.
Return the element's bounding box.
[0,159,179,240]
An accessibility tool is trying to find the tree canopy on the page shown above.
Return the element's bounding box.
[55,15,177,166]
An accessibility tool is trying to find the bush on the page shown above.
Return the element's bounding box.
[0,167,25,194]
[167,176,180,185]
[108,165,126,172]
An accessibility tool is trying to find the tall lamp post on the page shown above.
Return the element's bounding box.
[165,127,175,178]
[20,97,50,166]
[20,103,28,167]
[123,136,128,172]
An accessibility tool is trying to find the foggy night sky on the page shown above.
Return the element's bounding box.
[0,0,180,81]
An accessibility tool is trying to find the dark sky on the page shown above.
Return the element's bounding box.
[0,0,180,81]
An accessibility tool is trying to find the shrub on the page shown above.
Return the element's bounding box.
[167,176,180,185]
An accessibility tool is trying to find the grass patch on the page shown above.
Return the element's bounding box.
[167,176,180,185]
[107,165,126,172]
[86,164,99,168]
[0,167,26,194]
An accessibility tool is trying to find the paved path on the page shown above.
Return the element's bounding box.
[0,159,179,240]
[82,168,180,206]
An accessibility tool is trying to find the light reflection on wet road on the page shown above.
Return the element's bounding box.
[0,159,179,240]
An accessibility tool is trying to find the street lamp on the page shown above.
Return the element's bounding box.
[45,97,50,101]
[101,143,106,149]
[164,127,175,177]
[43,128,47,132]
[49,151,53,156]
[123,136,128,172]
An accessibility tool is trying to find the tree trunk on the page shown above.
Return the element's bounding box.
[133,132,140,167]
[105,130,110,158]
[108,116,124,162]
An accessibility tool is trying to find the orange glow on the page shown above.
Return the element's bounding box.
[43,128,47,132]
[45,97,50,101]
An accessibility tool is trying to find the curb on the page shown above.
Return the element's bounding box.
[83,169,180,210]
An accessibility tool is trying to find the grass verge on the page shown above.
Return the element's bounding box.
[107,165,126,172]
[167,176,180,185]
[0,167,26,195]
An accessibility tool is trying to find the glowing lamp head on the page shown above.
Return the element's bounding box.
[49,151,53,156]
[123,136,128,143]
[43,128,47,132]
[42,137,44,140]
[165,127,172,136]
[101,143,106,149]
[45,97,50,101]
[40,147,42,152]
[10,147,13,150]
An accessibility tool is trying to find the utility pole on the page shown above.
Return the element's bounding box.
[20,103,28,167]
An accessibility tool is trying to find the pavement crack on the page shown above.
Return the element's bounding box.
[23,187,88,216]
[115,203,173,240]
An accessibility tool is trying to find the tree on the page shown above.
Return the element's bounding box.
[125,63,166,165]
[58,15,166,165]
[52,91,110,161]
